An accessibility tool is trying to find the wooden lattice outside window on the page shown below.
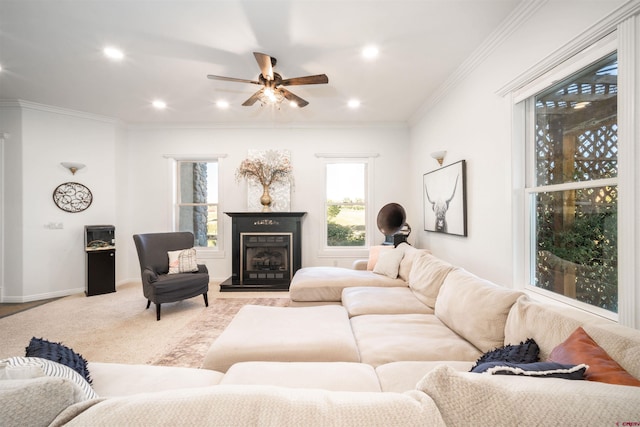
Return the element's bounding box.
[530,53,618,313]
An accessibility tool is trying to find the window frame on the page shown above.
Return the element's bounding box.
[166,154,227,256]
[316,153,377,257]
[522,43,619,321]
[507,14,639,327]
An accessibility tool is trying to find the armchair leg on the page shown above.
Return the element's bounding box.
[156,303,161,321]
[146,300,151,310]
[203,293,209,307]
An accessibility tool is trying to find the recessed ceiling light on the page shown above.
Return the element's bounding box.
[348,99,361,109]
[152,100,167,109]
[289,101,298,108]
[103,46,124,61]
[216,100,229,109]
[362,45,379,59]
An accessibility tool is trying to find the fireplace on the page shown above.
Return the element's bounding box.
[221,212,306,291]
[241,233,292,283]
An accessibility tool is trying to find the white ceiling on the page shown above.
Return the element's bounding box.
[0,0,521,125]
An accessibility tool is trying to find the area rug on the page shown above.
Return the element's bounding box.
[0,282,289,367]
[150,297,289,368]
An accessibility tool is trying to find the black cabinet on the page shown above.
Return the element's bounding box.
[85,225,116,296]
[86,250,115,296]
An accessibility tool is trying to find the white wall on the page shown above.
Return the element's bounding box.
[121,125,411,283]
[0,105,24,300]
[1,104,410,299]
[409,0,629,288]
[0,103,119,301]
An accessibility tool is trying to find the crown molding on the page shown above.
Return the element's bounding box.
[125,121,409,131]
[0,99,123,125]
[409,0,547,125]
[496,0,640,97]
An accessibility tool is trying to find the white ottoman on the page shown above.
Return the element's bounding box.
[201,305,360,372]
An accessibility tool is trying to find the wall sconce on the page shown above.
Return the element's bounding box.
[430,151,447,166]
[61,162,86,175]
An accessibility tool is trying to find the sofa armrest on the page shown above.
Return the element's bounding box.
[352,259,368,270]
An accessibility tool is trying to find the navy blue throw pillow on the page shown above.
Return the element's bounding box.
[25,337,91,384]
[471,361,587,380]
[470,338,540,371]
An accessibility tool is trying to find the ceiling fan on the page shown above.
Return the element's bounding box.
[207,52,329,108]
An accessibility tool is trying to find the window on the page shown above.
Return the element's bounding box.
[176,161,219,248]
[525,53,618,314]
[325,162,367,247]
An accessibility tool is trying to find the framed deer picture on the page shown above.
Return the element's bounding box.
[423,159,467,236]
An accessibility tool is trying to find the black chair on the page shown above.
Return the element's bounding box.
[133,232,209,320]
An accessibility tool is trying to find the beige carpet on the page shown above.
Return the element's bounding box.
[0,282,289,367]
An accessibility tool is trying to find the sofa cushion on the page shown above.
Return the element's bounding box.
[417,365,640,426]
[547,327,640,386]
[397,244,430,282]
[52,384,447,427]
[289,266,405,302]
[504,296,640,379]
[341,287,434,317]
[366,245,394,270]
[88,362,224,397]
[375,361,474,392]
[372,246,405,278]
[435,268,523,352]
[201,305,360,372]
[350,313,482,367]
[0,376,88,427]
[408,253,454,308]
[221,362,381,392]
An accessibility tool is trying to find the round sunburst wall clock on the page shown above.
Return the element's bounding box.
[53,182,93,213]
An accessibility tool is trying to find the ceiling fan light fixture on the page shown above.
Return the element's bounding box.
[207,52,327,109]
[259,88,285,106]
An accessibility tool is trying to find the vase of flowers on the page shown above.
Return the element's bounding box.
[236,151,293,212]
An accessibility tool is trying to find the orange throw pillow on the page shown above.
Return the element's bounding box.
[548,326,640,387]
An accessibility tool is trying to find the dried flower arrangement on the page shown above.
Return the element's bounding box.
[235,151,293,188]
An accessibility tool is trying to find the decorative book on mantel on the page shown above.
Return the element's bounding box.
[236,149,293,212]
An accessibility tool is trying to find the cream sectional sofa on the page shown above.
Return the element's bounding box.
[288,243,428,304]
[3,243,640,426]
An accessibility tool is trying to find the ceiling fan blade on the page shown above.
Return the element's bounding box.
[253,52,274,81]
[280,74,329,86]
[280,87,309,108]
[207,75,261,85]
[242,89,264,106]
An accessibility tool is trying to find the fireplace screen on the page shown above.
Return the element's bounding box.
[241,233,292,283]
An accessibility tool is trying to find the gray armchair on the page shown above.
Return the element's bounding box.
[133,232,209,320]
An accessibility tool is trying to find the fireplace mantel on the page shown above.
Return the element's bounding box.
[221,212,306,291]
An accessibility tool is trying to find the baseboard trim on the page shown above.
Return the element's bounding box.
[2,287,84,303]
